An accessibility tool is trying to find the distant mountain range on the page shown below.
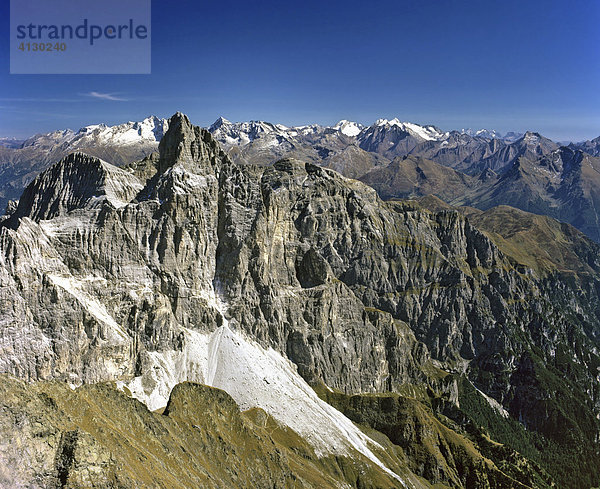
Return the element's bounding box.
[0,137,25,149]
[1,115,599,241]
[208,117,600,241]
[571,135,600,156]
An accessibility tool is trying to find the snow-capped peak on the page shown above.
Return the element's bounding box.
[78,124,107,133]
[75,116,168,145]
[332,120,363,137]
[373,118,446,141]
[461,128,501,139]
[208,119,294,147]
[19,116,168,153]
[374,118,391,127]
[209,116,231,132]
[522,131,542,145]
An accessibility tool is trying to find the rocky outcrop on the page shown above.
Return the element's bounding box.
[8,152,143,223]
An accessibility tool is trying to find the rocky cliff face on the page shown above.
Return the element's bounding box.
[1,113,599,488]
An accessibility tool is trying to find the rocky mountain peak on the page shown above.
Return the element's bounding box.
[6,152,143,224]
[209,116,231,132]
[512,131,559,159]
[332,120,363,137]
[521,131,542,142]
[157,112,229,176]
[519,131,552,147]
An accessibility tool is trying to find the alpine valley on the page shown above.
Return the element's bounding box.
[1,113,600,489]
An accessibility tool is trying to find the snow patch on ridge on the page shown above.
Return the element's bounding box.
[374,118,445,141]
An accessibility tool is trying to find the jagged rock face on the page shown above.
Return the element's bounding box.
[405,132,508,174]
[467,131,558,174]
[1,113,600,487]
[9,152,143,222]
[214,158,514,379]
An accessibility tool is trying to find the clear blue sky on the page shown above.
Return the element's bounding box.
[1,0,599,141]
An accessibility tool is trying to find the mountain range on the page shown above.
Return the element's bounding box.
[1,113,600,488]
[207,117,600,242]
[0,116,167,214]
[2,115,600,244]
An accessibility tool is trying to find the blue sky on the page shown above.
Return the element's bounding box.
[1,0,599,141]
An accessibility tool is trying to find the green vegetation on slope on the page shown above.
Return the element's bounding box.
[448,374,599,489]
[315,383,552,489]
[0,375,409,489]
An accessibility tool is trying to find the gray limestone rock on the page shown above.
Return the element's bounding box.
[0,114,599,477]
